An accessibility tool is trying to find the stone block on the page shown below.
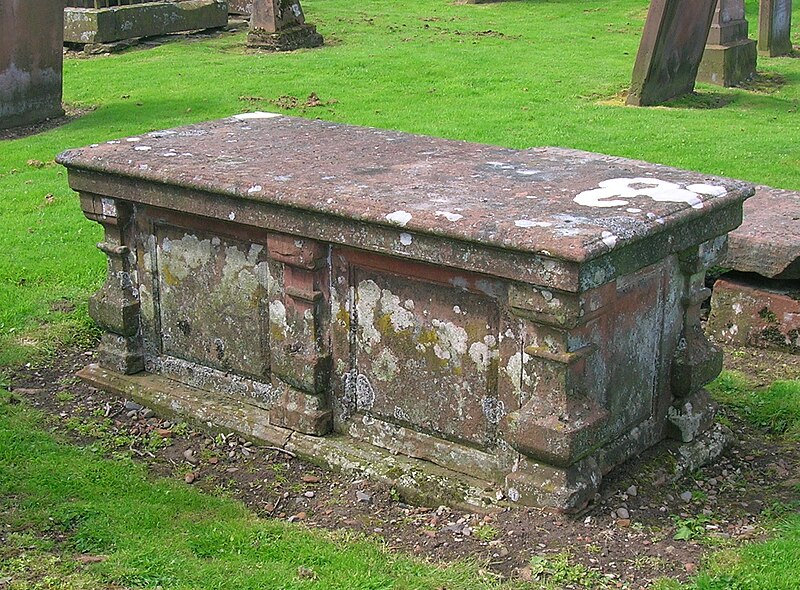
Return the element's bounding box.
[708,275,800,353]
[0,0,64,130]
[58,115,752,510]
[698,40,757,86]
[628,0,717,106]
[64,0,228,45]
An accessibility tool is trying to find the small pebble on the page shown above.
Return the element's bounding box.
[124,400,143,411]
[680,491,693,502]
[304,491,315,498]
[616,507,630,520]
[356,490,372,503]
[626,485,638,497]
[301,474,320,483]
[141,408,155,419]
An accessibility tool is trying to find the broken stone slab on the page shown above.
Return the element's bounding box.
[707,275,800,354]
[0,0,64,130]
[64,0,228,45]
[758,0,794,57]
[698,0,757,87]
[57,114,752,511]
[628,0,718,106]
[723,185,800,279]
[246,0,322,51]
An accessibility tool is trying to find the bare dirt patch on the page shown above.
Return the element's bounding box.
[5,346,799,589]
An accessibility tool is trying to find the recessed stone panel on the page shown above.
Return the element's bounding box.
[154,225,270,379]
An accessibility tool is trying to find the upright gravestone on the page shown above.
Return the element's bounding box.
[698,0,757,86]
[0,0,64,130]
[246,0,323,51]
[627,0,718,106]
[758,0,793,56]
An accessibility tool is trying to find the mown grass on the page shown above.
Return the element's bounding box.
[710,371,800,440]
[1,0,799,364]
[1,0,799,587]
[0,391,528,590]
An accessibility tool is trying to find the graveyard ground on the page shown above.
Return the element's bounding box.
[1,345,799,589]
[1,0,799,588]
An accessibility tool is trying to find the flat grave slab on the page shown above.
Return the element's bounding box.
[64,0,228,45]
[723,185,800,280]
[58,114,752,510]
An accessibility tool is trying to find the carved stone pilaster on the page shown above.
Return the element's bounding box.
[267,233,332,435]
[80,194,143,374]
[672,241,725,399]
[668,240,726,441]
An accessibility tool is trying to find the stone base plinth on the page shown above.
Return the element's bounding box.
[246,24,323,51]
[64,0,228,45]
[698,39,757,86]
[708,275,800,354]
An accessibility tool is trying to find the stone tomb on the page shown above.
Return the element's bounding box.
[57,115,752,511]
[63,0,228,46]
[628,0,718,106]
[0,0,64,130]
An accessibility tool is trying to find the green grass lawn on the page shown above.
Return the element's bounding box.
[1,0,800,587]
[1,0,799,363]
[0,390,531,590]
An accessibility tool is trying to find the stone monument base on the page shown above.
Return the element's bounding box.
[698,39,757,86]
[246,23,323,51]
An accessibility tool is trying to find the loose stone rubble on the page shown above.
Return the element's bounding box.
[0,0,64,130]
[57,114,752,511]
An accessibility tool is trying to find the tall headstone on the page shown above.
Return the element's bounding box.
[627,0,718,106]
[758,0,793,56]
[698,0,757,86]
[246,0,323,51]
[0,0,64,130]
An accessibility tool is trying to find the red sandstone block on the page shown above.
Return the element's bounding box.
[708,276,800,353]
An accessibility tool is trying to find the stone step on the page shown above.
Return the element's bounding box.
[77,363,503,511]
